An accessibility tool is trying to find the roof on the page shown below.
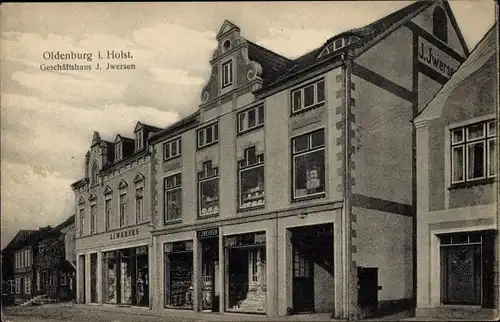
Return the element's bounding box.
[256,0,433,93]
[1,230,37,252]
[149,111,200,144]
[141,123,163,133]
[414,22,497,123]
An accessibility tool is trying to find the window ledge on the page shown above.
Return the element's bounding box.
[163,155,181,163]
[197,141,218,151]
[237,124,264,137]
[291,192,326,203]
[291,101,326,117]
[164,219,182,226]
[448,177,496,190]
[238,205,265,213]
[197,213,219,220]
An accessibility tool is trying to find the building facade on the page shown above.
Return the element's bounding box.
[70,0,475,319]
[147,1,468,319]
[71,123,161,307]
[414,23,498,320]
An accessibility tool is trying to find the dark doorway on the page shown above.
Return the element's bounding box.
[293,251,314,312]
[201,237,219,312]
[358,267,379,319]
[227,247,249,310]
[78,254,86,304]
[90,253,97,303]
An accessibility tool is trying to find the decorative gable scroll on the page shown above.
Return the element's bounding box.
[200,20,263,106]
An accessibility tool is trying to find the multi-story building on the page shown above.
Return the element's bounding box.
[71,122,161,307]
[414,23,498,320]
[35,215,76,300]
[147,1,468,319]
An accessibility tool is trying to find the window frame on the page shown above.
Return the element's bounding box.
[238,147,265,211]
[135,130,144,151]
[135,187,144,224]
[91,162,98,186]
[450,120,496,187]
[164,172,182,224]
[115,143,122,161]
[290,78,326,115]
[119,191,128,228]
[432,6,448,44]
[24,276,31,295]
[291,128,327,201]
[198,161,219,218]
[90,203,97,234]
[79,206,85,236]
[222,60,233,88]
[237,104,265,134]
[197,123,219,149]
[163,137,182,161]
[105,197,112,231]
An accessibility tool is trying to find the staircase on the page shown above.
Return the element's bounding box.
[231,284,266,313]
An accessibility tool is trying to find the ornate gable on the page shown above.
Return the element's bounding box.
[200,20,263,107]
[91,131,101,146]
[134,122,144,133]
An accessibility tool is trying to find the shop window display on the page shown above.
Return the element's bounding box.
[164,241,194,309]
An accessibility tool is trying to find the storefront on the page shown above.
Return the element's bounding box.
[101,246,149,306]
[197,228,220,312]
[224,231,267,314]
[163,240,194,309]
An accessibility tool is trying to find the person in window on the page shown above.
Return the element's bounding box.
[306,163,321,193]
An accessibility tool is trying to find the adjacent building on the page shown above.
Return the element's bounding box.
[414,23,498,320]
[71,123,161,307]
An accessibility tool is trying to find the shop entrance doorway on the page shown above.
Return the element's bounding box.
[197,228,220,313]
[290,223,333,314]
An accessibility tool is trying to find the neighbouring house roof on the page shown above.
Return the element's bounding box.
[256,0,434,93]
[1,230,37,253]
[247,41,295,85]
[149,111,200,144]
[414,22,497,123]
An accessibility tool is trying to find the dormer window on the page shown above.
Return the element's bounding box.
[135,130,144,151]
[115,143,122,161]
[317,36,359,59]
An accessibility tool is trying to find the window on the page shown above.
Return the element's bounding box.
[197,123,219,149]
[136,131,144,151]
[136,187,144,223]
[238,104,264,133]
[198,161,219,217]
[90,203,97,234]
[292,129,326,199]
[451,120,496,184]
[317,36,359,58]
[164,138,182,160]
[24,277,31,295]
[60,273,67,286]
[291,79,326,114]
[79,207,85,236]
[119,193,128,227]
[433,6,448,43]
[105,198,111,231]
[164,173,182,223]
[91,162,98,185]
[15,277,20,294]
[115,143,122,161]
[239,147,265,209]
[222,60,233,88]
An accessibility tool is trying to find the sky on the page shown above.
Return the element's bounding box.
[0,1,496,248]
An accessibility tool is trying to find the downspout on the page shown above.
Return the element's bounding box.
[341,52,353,321]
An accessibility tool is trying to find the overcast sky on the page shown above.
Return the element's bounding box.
[0,1,496,248]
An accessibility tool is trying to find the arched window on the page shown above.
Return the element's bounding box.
[433,6,448,43]
[91,162,98,185]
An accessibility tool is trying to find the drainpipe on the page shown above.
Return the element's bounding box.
[341,52,353,321]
